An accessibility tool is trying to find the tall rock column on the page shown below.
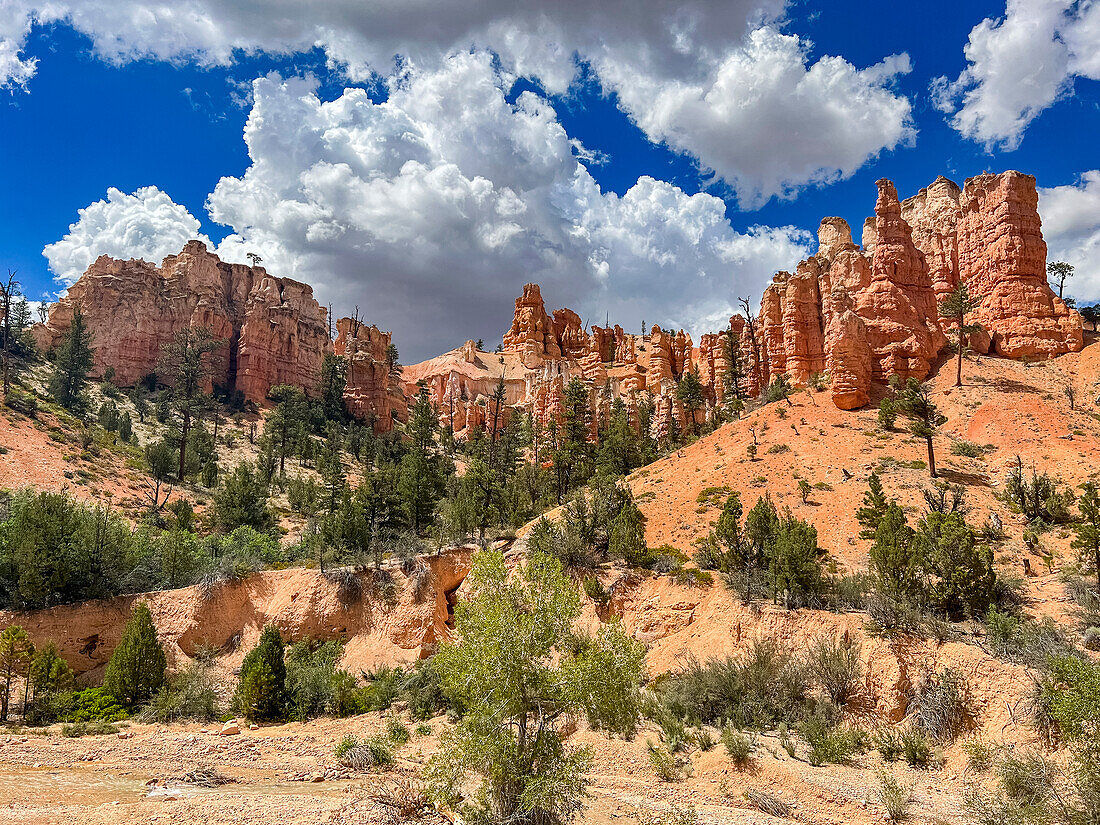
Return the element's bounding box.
[956,171,1082,358]
[854,179,946,382]
[825,287,872,410]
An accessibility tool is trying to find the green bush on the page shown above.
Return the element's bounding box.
[901,729,934,767]
[103,603,167,707]
[878,399,897,430]
[873,727,904,762]
[661,641,811,730]
[950,440,984,458]
[798,714,866,766]
[233,624,289,722]
[721,727,755,764]
[55,687,129,723]
[61,719,122,738]
[144,651,220,723]
[336,733,394,770]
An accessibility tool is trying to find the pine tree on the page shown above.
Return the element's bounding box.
[103,603,166,706]
[0,625,34,721]
[158,327,224,481]
[1,270,32,397]
[318,353,348,422]
[1073,481,1100,591]
[939,281,982,387]
[399,394,447,534]
[233,624,288,722]
[869,503,921,605]
[714,492,746,565]
[1047,260,1074,299]
[892,377,947,478]
[676,370,705,434]
[48,305,95,414]
[856,472,888,540]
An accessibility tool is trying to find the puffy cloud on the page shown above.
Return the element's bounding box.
[1039,171,1100,302]
[5,1,914,203]
[49,56,813,359]
[597,28,915,206]
[933,0,1100,149]
[43,186,211,287]
[0,3,37,88]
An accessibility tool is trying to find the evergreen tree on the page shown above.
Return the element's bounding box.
[892,377,946,478]
[103,602,166,706]
[118,411,133,442]
[398,394,447,534]
[1,271,32,397]
[318,353,348,422]
[856,472,888,540]
[939,281,982,387]
[233,624,288,722]
[552,378,594,500]
[595,398,641,477]
[48,305,95,414]
[28,642,73,707]
[869,503,921,605]
[676,370,705,434]
[266,385,309,476]
[214,462,273,532]
[770,514,823,608]
[1047,260,1074,299]
[158,327,224,481]
[0,625,34,721]
[714,492,746,566]
[916,510,996,619]
[1073,481,1100,591]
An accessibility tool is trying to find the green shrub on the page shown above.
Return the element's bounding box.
[798,714,866,766]
[336,734,394,770]
[144,651,220,723]
[950,440,983,457]
[647,741,687,781]
[873,726,904,762]
[61,719,121,738]
[901,729,934,767]
[233,624,288,722]
[661,641,811,730]
[807,635,861,706]
[54,687,129,723]
[103,603,167,707]
[878,399,897,430]
[384,715,410,746]
[583,576,610,604]
[721,727,755,765]
[963,737,997,773]
[875,770,913,822]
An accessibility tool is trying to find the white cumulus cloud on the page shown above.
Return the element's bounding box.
[46,55,813,359]
[1039,171,1100,302]
[933,0,1100,149]
[43,186,211,287]
[4,1,915,204]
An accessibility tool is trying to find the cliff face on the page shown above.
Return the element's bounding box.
[749,170,1082,410]
[41,241,331,403]
[333,318,408,433]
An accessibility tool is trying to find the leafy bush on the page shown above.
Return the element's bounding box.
[583,576,610,605]
[807,635,862,706]
[798,713,866,766]
[54,687,129,723]
[1002,460,1075,525]
[873,726,904,762]
[233,624,288,722]
[647,741,688,781]
[963,737,997,773]
[878,399,897,429]
[144,650,220,723]
[721,727,755,764]
[61,719,122,738]
[951,440,984,458]
[661,641,811,730]
[901,729,934,767]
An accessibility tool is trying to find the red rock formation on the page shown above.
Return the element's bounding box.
[901,175,962,302]
[824,286,872,410]
[855,179,946,382]
[782,260,826,384]
[334,318,407,433]
[956,171,1082,358]
[552,308,590,359]
[501,283,561,367]
[759,277,788,381]
[41,240,330,402]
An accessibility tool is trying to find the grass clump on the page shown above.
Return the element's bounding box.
[875,770,913,822]
[721,727,756,765]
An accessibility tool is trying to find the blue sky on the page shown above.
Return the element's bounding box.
[1,1,1098,359]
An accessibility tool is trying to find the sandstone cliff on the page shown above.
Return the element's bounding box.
[333,317,409,433]
[41,241,331,403]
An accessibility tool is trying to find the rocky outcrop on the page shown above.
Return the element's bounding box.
[501,283,562,367]
[334,318,408,433]
[745,170,1080,410]
[824,287,872,410]
[40,241,331,402]
[856,179,946,383]
[956,172,1082,358]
